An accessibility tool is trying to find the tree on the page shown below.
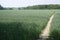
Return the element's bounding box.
[0,5,4,10]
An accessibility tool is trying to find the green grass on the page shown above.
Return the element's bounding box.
[0,10,53,40]
[49,10,60,40]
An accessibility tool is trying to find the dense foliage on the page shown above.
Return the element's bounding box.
[23,4,60,9]
[1,4,60,10]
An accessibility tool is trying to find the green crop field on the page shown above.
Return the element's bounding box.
[49,10,60,40]
[0,10,54,40]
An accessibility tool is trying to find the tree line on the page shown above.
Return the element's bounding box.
[24,4,60,9]
[0,4,60,10]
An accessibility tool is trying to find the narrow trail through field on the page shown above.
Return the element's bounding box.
[38,14,54,40]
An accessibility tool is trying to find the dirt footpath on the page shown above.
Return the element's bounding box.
[38,14,54,40]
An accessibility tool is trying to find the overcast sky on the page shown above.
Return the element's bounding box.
[0,0,60,7]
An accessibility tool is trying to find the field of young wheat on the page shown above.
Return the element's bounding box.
[0,10,54,40]
[49,10,60,40]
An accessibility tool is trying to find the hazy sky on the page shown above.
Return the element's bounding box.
[0,0,60,7]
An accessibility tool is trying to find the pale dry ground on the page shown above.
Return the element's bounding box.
[38,14,54,40]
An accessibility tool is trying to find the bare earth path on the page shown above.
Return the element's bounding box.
[38,14,54,40]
